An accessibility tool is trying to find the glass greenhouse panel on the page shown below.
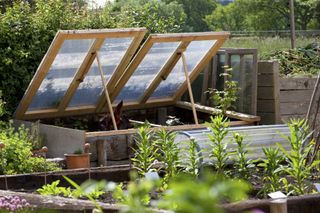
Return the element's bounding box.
[28,39,94,110]
[115,42,180,102]
[69,37,133,107]
[151,40,216,99]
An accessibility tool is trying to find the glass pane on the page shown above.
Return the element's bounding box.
[231,54,254,114]
[69,37,133,107]
[151,40,216,99]
[115,42,180,102]
[28,39,94,110]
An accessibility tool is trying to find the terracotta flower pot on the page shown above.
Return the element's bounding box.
[64,153,91,169]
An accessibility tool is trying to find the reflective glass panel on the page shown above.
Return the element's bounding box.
[151,40,216,99]
[69,37,133,107]
[28,39,94,110]
[115,42,180,102]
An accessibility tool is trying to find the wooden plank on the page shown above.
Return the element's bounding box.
[280,90,313,103]
[57,39,105,111]
[257,100,276,113]
[85,120,253,138]
[175,101,260,122]
[14,32,65,119]
[96,30,146,112]
[151,31,230,42]
[280,78,317,90]
[257,86,275,100]
[272,61,281,123]
[258,74,275,86]
[139,41,190,104]
[258,60,280,74]
[22,98,175,120]
[257,112,277,124]
[61,28,147,39]
[280,101,310,115]
[174,38,228,100]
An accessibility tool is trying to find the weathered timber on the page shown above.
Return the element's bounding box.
[175,101,260,122]
[0,165,130,190]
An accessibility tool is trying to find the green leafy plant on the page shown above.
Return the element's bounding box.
[232,132,255,180]
[37,180,72,197]
[112,172,161,213]
[182,137,202,178]
[278,118,320,195]
[156,129,180,182]
[207,66,239,114]
[258,147,284,197]
[131,123,158,176]
[0,123,59,175]
[158,171,250,213]
[206,115,231,175]
[73,148,83,155]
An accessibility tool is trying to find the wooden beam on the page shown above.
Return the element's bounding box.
[181,52,199,124]
[57,39,105,111]
[22,98,175,120]
[139,41,190,104]
[175,101,260,122]
[150,31,230,42]
[96,51,118,130]
[96,30,146,113]
[174,38,228,101]
[14,32,65,119]
[86,120,253,138]
[61,28,147,39]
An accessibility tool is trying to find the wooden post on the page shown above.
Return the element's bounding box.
[96,51,118,131]
[270,199,287,213]
[181,52,199,124]
[289,0,296,49]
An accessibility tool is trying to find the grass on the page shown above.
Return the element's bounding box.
[223,36,319,59]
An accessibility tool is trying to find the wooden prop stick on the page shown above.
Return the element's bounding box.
[181,52,199,124]
[96,51,118,130]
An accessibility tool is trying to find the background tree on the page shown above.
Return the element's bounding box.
[164,0,217,32]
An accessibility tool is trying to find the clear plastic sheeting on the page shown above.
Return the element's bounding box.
[29,39,94,110]
[151,40,216,99]
[115,42,180,102]
[69,37,133,107]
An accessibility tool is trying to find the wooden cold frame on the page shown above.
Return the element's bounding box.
[14,30,230,120]
[14,28,147,120]
[97,31,229,113]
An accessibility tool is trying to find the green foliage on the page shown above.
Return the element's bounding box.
[277,118,320,195]
[113,172,161,213]
[158,172,250,213]
[156,129,180,182]
[114,0,187,34]
[206,115,230,175]
[205,2,246,31]
[183,137,202,178]
[164,0,217,32]
[267,44,320,77]
[29,120,44,150]
[131,123,158,176]
[258,147,284,197]
[0,123,59,175]
[205,0,320,31]
[232,133,254,180]
[208,67,239,114]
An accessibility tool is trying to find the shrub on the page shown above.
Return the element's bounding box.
[0,123,59,175]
